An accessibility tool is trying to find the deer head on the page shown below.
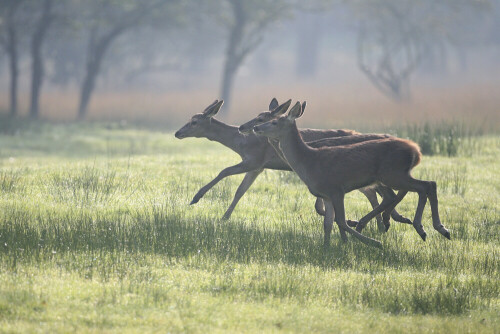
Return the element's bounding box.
[175,100,224,139]
[253,101,306,138]
[238,99,292,134]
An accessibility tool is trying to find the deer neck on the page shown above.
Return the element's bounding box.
[268,138,289,165]
[203,118,244,153]
[277,123,314,179]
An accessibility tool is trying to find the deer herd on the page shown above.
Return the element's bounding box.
[175,99,451,248]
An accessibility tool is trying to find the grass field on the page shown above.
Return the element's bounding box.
[0,120,499,333]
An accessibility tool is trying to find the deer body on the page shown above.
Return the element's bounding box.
[280,133,420,197]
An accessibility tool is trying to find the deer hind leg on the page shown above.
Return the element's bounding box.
[355,191,397,233]
[382,174,430,241]
[427,181,451,240]
[376,186,412,231]
[377,187,412,226]
[412,186,429,241]
[359,187,385,232]
[374,186,397,232]
[381,190,408,232]
[390,209,413,225]
[222,169,263,220]
[330,193,383,249]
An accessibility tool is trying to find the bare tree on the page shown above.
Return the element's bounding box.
[0,0,26,117]
[29,0,54,118]
[75,0,173,119]
[355,3,426,101]
[349,0,491,100]
[219,0,291,113]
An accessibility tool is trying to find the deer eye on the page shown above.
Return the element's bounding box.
[272,120,277,125]
[192,120,197,125]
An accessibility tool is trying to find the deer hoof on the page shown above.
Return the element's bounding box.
[346,220,358,227]
[443,231,451,240]
[420,232,427,241]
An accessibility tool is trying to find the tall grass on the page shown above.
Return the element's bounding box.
[50,165,120,205]
[0,169,22,193]
[394,121,483,157]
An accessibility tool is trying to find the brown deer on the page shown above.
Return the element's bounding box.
[253,101,451,247]
[175,99,383,225]
[239,101,413,232]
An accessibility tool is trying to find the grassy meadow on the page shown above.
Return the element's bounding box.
[0,116,499,333]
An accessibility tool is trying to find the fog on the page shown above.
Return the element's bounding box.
[1,0,499,128]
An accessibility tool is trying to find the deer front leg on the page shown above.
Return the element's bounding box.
[330,193,383,249]
[359,187,385,232]
[190,162,253,205]
[222,169,263,220]
[315,198,325,216]
[324,200,346,245]
[355,192,397,233]
[315,198,357,228]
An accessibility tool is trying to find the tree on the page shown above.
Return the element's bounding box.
[348,0,491,101]
[218,0,292,113]
[0,0,26,117]
[74,0,175,119]
[29,0,54,118]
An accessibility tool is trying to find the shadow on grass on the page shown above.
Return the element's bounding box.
[0,203,488,273]
[0,204,497,315]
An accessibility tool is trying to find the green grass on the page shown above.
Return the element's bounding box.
[0,122,499,333]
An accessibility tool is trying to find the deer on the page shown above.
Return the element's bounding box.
[239,100,412,232]
[252,101,451,248]
[175,99,355,220]
[175,99,410,231]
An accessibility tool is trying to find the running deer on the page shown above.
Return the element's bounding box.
[253,102,451,247]
[239,101,412,232]
[175,99,408,228]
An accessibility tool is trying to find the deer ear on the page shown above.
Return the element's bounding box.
[205,100,224,118]
[269,98,279,111]
[203,100,219,114]
[271,99,292,116]
[299,101,307,117]
[287,102,302,120]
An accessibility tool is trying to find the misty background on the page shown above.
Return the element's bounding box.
[0,0,499,129]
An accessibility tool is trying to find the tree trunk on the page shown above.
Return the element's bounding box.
[296,14,322,78]
[7,20,18,117]
[29,0,53,119]
[77,32,116,119]
[76,3,155,119]
[219,0,245,114]
[78,55,102,119]
[220,55,239,113]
